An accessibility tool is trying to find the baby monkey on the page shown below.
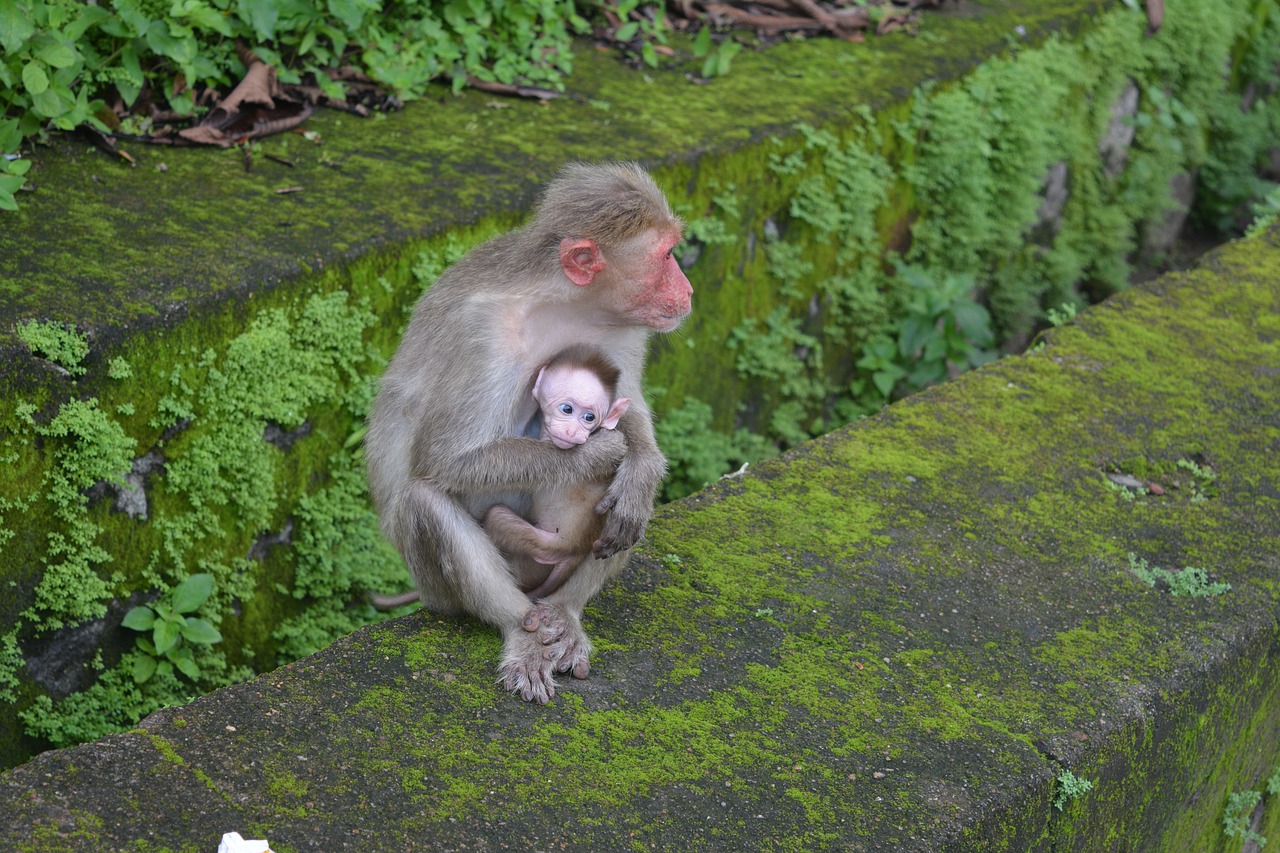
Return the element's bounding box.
[484,344,631,600]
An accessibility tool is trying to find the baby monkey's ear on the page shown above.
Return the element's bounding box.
[602,397,631,431]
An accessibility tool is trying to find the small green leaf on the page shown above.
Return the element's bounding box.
[172,654,201,681]
[899,315,934,357]
[30,87,66,117]
[872,369,898,399]
[0,0,36,54]
[692,26,712,57]
[171,573,214,613]
[615,21,639,41]
[132,654,157,683]
[36,42,78,69]
[121,605,156,631]
[22,61,50,96]
[180,618,222,646]
[642,41,658,68]
[64,5,113,40]
[242,0,279,42]
[154,619,181,655]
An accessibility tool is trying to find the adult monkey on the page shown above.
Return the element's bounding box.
[365,161,691,703]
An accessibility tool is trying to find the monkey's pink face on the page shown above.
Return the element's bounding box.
[636,232,693,332]
[536,366,620,449]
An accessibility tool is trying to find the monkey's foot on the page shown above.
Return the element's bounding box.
[540,604,592,681]
[498,601,575,703]
[498,630,558,704]
[554,627,592,681]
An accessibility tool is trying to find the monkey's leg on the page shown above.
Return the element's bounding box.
[522,554,581,601]
[400,479,567,703]
[483,504,567,564]
[540,550,631,680]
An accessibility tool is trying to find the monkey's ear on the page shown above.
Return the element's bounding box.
[602,397,631,430]
[533,365,548,399]
[558,238,605,287]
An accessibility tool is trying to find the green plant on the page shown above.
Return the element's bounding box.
[15,319,89,376]
[851,336,908,410]
[1223,790,1265,847]
[0,118,30,210]
[0,0,594,208]
[894,262,997,390]
[1044,301,1079,328]
[1126,553,1231,598]
[1103,474,1146,502]
[1053,770,1094,811]
[602,0,672,70]
[122,573,223,683]
[655,398,774,500]
[1246,183,1280,238]
[1176,457,1217,504]
[692,25,743,78]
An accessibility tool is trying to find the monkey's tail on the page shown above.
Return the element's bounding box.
[368,589,421,610]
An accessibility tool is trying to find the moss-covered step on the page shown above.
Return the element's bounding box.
[3,220,1278,851]
[3,0,1279,772]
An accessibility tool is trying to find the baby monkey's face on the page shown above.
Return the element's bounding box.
[534,365,629,449]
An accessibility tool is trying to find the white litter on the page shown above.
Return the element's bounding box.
[217,831,272,853]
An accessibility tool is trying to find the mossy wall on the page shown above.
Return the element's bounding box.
[1,0,1278,771]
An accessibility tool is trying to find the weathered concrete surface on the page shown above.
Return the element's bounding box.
[4,226,1279,851]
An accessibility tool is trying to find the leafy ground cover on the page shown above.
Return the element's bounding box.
[0,0,955,209]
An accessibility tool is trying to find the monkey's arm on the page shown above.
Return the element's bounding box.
[593,406,667,557]
[421,430,626,494]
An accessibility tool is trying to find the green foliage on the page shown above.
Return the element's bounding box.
[1053,769,1094,811]
[892,262,996,391]
[1176,457,1218,503]
[1245,183,1280,239]
[1044,301,1079,328]
[10,287,382,749]
[106,356,133,380]
[1222,789,1265,847]
[14,319,89,376]
[1126,552,1231,598]
[121,573,223,683]
[19,396,135,628]
[1195,4,1280,231]
[0,0,597,200]
[0,631,21,702]
[1221,761,1280,848]
[272,457,405,662]
[0,143,31,211]
[604,0,671,71]
[691,24,742,78]
[656,398,775,500]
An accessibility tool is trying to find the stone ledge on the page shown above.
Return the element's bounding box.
[3,227,1279,850]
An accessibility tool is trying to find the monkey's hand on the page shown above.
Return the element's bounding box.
[592,445,667,558]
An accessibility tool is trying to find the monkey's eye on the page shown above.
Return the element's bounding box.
[582,412,596,424]
[558,403,574,416]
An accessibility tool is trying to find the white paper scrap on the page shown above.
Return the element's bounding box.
[217,831,273,853]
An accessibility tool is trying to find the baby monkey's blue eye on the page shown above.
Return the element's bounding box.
[559,403,574,415]
[583,412,596,423]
